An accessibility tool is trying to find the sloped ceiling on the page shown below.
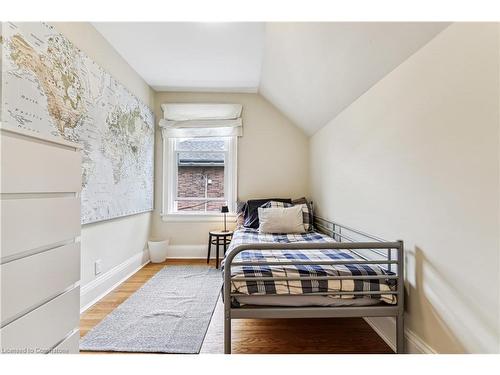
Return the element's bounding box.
[259,22,450,135]
[94,22,449,135]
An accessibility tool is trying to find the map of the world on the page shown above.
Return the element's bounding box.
[1,22,154,224]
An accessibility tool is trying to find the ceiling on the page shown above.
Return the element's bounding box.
[94,22,449,134]
[93,22,265,92]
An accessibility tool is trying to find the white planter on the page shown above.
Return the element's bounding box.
[148,239,169,263]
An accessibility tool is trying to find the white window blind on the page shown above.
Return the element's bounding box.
[159,103,243,138]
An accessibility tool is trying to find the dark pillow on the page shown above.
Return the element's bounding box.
[243,198,292,229]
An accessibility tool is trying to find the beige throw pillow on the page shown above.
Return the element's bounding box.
[258,205,305,234]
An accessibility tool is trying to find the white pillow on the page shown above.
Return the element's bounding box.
[258,205,305,234]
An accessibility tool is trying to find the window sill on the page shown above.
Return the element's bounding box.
[161,213,236,223]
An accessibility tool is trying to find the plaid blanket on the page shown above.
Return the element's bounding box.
[222,228,397,305]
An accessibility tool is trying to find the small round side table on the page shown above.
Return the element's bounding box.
[207,230,233,269]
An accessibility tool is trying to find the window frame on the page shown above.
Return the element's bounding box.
[161,136,237,222]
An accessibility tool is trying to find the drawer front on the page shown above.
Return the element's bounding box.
[0,287,80,354]
[1,243,80,325]
[0,131,81,194]
[1,196,81,261]
[49,330,80,354]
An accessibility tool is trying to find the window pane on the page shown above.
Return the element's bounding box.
[172,136,229,214]
[176,137,226,151]
[177,164,225,199]
[176,147,225,212]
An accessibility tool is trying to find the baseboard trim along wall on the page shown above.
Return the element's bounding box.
[80,249,150,313]
[364,317,437,354]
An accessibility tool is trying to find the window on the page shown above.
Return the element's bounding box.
[163,136,237,217]
[160,103,241,220]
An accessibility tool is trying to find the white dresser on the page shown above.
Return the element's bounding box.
[0,126,82,354]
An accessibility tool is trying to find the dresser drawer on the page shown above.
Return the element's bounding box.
[0,287,80,354]
[1,243,80,325]
[0,130,81,194]
[1,196,81,261]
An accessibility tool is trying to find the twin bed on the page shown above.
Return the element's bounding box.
[222,216,405,354]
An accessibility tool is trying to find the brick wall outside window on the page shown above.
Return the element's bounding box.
[177,166,224,211]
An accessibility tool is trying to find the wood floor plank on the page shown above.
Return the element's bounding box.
[80,260,393,354]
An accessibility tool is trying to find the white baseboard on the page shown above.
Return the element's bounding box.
[364,317,437,354]
[166,244,221,259]
[405,328,437,354]
[80,249,150,313]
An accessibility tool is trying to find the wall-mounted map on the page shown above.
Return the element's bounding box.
[1,22,154,224]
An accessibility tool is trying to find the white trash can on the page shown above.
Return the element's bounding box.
[148,239,169,263]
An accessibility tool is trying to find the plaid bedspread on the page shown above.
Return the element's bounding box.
[222,228,397,305]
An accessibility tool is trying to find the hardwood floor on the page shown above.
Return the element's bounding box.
[80,260,393,354]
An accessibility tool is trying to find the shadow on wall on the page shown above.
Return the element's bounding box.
[406,247,496,353]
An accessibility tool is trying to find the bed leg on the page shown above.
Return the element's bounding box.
[223,254,232,354]
[396,314,405,354]
[224,310,231,354]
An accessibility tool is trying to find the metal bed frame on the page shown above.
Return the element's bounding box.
[223,216,405,354]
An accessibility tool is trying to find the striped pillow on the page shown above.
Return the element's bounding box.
[292,197,314,232]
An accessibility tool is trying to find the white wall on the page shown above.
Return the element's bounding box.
[498,25,500,355]
[51,23,156,308]
[310,23,500,353]
[152,92,309,255]
[0,23,3,121]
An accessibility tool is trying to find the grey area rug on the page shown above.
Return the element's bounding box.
[80,265,222,353]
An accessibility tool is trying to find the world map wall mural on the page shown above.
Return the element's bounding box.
[1,22,155,224]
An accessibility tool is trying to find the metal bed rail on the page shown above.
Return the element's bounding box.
[314,216,394,271]
[223,218,405,354]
